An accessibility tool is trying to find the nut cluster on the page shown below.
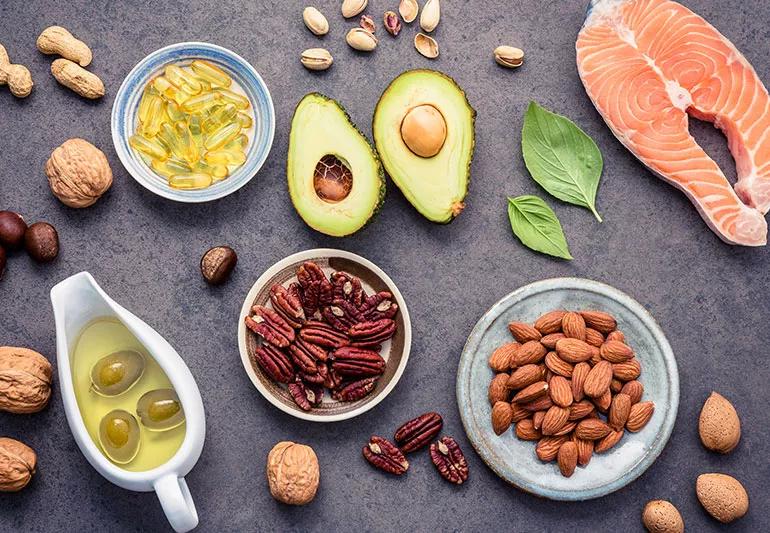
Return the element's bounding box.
[488,309,655,477]
[245,261,399,411]
[0,211,60,280]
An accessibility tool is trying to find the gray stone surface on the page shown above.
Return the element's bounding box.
[0,0,768,531]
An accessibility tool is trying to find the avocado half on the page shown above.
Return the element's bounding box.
[287,93,385,237]
[373,69,476,223]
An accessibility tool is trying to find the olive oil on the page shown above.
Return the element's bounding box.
[72,319,185,472]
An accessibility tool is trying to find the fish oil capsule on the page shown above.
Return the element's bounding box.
[195,161,229,180]
[169,173,213,190]
[141,96,165,137]
[204,149,247,166]
[215,88,250,110]
[204,122,241,151]
[157,122,186,161]
[151,157,193,178]
[138,90,161,124]
[190,60,232,88]
[175,121,199,164]
[202,103,237,132]
[180,91,220,113]
[130,134,169,161]
[223,134,248,151]
[153,76,174,94]
[165,100,186,122]
[236,113,253,129]
[165,64,202,94]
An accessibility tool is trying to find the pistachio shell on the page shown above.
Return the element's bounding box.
[341,0,367,18]
[302,7,329,36]
[300,48,333,71]
[494,45,525,68]
[419,0,440,32]
[399,0,418,23]
[346,28,378,52]
[414,33,439,59]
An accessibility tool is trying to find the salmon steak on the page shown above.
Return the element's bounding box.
[576,0,770,246]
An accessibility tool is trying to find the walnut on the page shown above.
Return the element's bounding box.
[266,441,319,505]
[45,138,112,208]
[0,437,36,492]
[0,346,52,413]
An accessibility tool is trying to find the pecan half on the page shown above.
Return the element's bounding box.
[299,320,350,348]
[300,363,327,384]
[269,284,305,328]
[394,412,443,453]
[331,271,365,306]
[332,377,377,401]
[430,436,469,485]
[362,436,409,475]
[331,346,386,377]
[348,319,396,348]
[288,379,323,411]
[359,291,399,321]
[287,339,320,375]
[252,344,294,383]
[296,261,333,317]
[322,299,365,332]
[324,364,343,390]
[245,306,295,348]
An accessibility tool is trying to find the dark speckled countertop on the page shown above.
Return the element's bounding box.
[0,1,768,531]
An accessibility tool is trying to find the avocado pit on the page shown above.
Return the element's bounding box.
[400,104,447,158]
[313,154,353,202]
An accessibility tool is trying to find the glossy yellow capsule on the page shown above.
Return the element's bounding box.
[140,96,165,136]
[236,113,253,129]
[165,100,186,122]
[156,122,185,160]
[204,149,246,166]
[202,104,237,133]
[130,134,168,161]
[175,121,199,164]
[195,161,229,180]
[215,88,250,110]
[191,60,232,88]
[223,134,249,151]
[204,122,241,151]
[169,173,213,190]
[181,91,221,113]
[151,158,193,178]
[138,89,161,124]
[165,65,202,94]
[153,76,173,93]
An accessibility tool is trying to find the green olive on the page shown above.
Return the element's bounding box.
[136,389,185,431]
[90,350,145,396]
[98,409,140,464]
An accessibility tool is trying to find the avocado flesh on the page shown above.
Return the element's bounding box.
[373,70,475,223]
[288,93,385,237]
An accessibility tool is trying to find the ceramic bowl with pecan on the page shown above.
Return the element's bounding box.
[238,249,412,422]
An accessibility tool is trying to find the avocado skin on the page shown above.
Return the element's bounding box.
[372,69,477,224]
[287,92,386,237]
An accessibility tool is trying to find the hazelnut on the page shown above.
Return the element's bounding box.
[200,246,237,285]
[266,441,319,505]
[0,437,37,492]
[0,246,6,280]
[24,222,59,263]
[0,211,27,250]
[45,138,113,208]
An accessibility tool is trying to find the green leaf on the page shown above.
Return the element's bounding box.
[507,195,573,260]
[522,101,604,222]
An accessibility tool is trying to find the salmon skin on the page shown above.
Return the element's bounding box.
[577,0,770,246]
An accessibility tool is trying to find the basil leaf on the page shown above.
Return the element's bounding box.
[522,101,604,222]
[507,195,573,260]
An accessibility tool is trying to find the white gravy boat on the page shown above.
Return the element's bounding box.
[51,272,205,532]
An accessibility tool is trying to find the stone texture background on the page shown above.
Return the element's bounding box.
[0,0,768,531]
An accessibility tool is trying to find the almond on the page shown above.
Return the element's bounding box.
[698,392,741,454]
[568,399,595,421]
[610,378,623,393]
[608,393,632,431]
[512,381,548,403]
[642,500,684,533]
[544,351,573,377]
[589,347,602,365]
[555,338,593,363]
[535,435,567,462]
[613,358,641,381]
[534,310,566,334]
[585,327,605,347]
[553,420,577,437]
[510,402,530,423]
[579,310,617,333]
[606,330,625,342]
[575,418,611,440]
[574,437,594,465]
[548,375,573,407]
[594,429,624,452]
[540,332,565,349]
[514,340,547,365]
[621,380,644,404]
[489,342,519,372]
[696,473,749,524]
[584,360,613,398]
[561,312,587,341]
[571,362,590,402]
[491,401,513,435]
[557,441,578,477]
[532,410,545,429]
[515,418,541,440]
[508,321,542,343]
[541,405,570,436]
[506,364,543,390]
[521,394,553,412]
[488,373,510,405]
[600,340,634,363]
[593,389,612,413]
[626,401,655,432]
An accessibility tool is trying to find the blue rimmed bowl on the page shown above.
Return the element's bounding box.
[457,278,679,501]
[111,42,275,203]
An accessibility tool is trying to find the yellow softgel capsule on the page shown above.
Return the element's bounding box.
[165,100,186,122]
[204,122,241,151]
[169,173,213,190]
[130,134,168,161]
[236,113,253,129]
[153,76,173,94]
[204,149,246,166]
[140,97,165,137]
[195,161,229,180]
[157,122,186,161]
[175,121,199,164]
[202,104,237,133]
[190,60,232,88]
[165,65,202,94]
[181,91,220,114]
[151,158,193,178]
[223,134,248,151]
[215,88,250,110]
[138,89,161,124]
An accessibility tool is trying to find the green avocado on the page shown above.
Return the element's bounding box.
[287,93,385,237]
[373,69,476,223]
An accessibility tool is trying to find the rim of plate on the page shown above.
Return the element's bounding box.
[237,249,412,422]
[456,277,679,500]
[111,41,275,203]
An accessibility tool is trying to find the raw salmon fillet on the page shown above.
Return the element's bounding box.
[577,0,770,246]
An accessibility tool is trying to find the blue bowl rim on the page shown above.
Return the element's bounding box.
[110,41,275,203]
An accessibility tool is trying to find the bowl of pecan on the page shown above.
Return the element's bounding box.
[238,249,411,422]
[456,278,679,500]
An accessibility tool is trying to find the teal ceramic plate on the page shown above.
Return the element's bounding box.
[456,278,679,501]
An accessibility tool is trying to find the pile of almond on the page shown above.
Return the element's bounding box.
[488,310,655,477]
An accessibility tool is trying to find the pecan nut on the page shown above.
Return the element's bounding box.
[323,365,343,390]
[296,261,333,317]
[331,346,386,377]
[288,337,326,374]
[253,344,294,383]
[245,306,295,348]
[269,284,305,328]
[348,319,397,348]
[288,379,324,411]
[359,291,399,321]
[430,436,469,485]
[331,271,365,306]
[394,412,443,453]
[362,436,409,475]
[322,299,365,332]
[299,320,350,348]
[331,377,377,401]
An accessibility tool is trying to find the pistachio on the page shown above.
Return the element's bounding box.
[346,28,378,52]
[494,46,524,68]
[419,0,440,33]
[300,48,333,71]
[384,11,402,36]
[414,33,439,59]
[360,14,376,33]
[399,0,419,23]
[341,0,367,18]
[303,7,329,36]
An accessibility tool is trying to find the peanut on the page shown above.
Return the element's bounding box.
[51,59,104,99]
[0,44,33,98]
[36,26,92,66]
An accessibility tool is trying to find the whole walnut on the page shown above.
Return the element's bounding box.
[0,437,36,492]
[45,138,113,208]
[0,347,52,414]
[266,441,319,505]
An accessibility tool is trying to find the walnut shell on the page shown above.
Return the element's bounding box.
[0,346,52,414]
[266,441,319,505]
[45,138,112,208]
[0,437,37,492]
